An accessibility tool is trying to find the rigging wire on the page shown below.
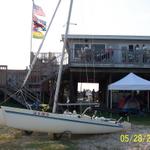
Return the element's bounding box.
[85,47,89,83]
[91,37,96,84]
[0,90,20,106]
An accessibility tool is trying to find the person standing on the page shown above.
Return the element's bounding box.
[92,89,95,102]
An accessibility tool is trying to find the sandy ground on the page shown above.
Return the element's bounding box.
[75,125,150,150]
[0,124,150,150]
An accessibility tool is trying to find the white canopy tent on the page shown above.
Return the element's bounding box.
[108,73,150,110]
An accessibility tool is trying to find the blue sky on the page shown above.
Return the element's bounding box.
[0,0,150,69]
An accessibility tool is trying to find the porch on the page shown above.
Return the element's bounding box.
[69,48,150,68]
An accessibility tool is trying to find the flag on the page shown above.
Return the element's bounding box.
[33,15,38,22]
[33,20,45,29]
[37,18,46,31]
[33,15,46,26]
[33,3,45,16]
[38,19,46,26]
[32,7,46,39]
[33,17,46,32]
[32,31,44,39]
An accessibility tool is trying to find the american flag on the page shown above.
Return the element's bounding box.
[33,15,38,22]
[33,4,45,17]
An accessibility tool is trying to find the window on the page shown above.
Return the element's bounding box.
[91,44,105,54]
[73,44,89,58]
[129,45,134,52]
[91,44,105,51]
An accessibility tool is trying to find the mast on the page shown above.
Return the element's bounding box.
[21,0,62,88]
[52,0,74,113]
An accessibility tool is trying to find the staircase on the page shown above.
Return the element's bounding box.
[40,52,69,83]
[0,87,26,107]
[0,52,69,108]
[29,52,69,89]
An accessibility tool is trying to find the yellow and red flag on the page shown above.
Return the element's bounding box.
[32,31,44,39]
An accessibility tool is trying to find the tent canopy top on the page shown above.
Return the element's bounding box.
[108,73,150,91]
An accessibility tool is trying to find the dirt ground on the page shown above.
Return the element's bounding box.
[76,125,150,150]
[0,124,150,150]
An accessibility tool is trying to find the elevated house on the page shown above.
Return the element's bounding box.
[1,34,150,111]
[64,34,150,110]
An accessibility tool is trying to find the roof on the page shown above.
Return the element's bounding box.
[63,34,150,41]
[108,73,150,91]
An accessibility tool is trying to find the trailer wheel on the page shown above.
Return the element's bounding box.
[23,130,33,136]
[53,133,62,140]
[62,131,72,139]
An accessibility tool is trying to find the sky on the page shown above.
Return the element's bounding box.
[0,0,150,69]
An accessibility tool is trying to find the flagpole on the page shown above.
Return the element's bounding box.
[21,0,62,88]
[30,0,34,65]
[52,0,74,113]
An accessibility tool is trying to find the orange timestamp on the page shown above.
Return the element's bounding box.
[120,134,150,143]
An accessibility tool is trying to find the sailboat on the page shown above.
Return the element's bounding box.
[0,0,131,135]
[1,105,131,134]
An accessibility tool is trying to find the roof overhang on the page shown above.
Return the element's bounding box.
[62,34,150,41]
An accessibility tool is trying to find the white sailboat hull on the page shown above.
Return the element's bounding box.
[1,106,131,134]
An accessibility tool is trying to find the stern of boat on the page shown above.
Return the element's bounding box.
[121,121,131,131]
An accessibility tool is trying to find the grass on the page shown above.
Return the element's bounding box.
[0,136,76,150]
[97,111,150,126]
[0,129,22,146]
[25,141,76,150]
[25,141,64,149]
[129,114,150,125]
[0,133,15,141]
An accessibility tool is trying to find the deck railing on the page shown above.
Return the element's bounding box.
[28,52,69,87]
[69,48,150,66]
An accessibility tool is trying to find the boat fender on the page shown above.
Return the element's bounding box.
[73,110,77,114]
[64,109,72,115]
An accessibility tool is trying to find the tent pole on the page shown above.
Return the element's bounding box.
[108,73,112,109]
[148,91,149,111]
[110,90,112,109]
[106,89,109,108]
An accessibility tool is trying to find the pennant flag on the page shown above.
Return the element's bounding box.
[32,15,46,34]
[38,19,46,26]
[32,4,46,39]
[33,21,46,31]
[33,20,44,29]
[37,18,46,31]
[33,3,45,16]
[32,31,44,39]
[33,15,46,30]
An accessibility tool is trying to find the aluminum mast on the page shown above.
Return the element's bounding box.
[52,0,74,113]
